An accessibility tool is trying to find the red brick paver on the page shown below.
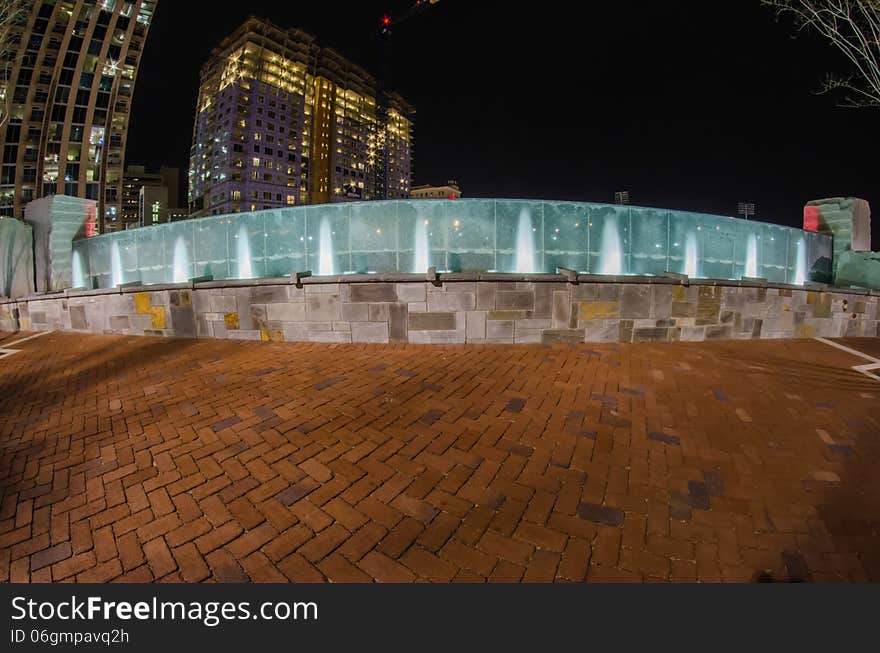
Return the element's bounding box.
[1,331,878,582]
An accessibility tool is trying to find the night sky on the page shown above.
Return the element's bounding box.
[127,1,879,249]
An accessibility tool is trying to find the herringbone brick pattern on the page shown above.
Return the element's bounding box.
[1,331,878,583]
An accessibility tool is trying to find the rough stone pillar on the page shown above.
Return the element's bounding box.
[24,195,97,293]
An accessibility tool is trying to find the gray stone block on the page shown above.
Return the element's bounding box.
[251,286,290,303]
[306,293,341,321]
[70,305,87,330]
[287,286,305,302]
[487,320,514,339]
[571,285,598,301]
[427,292,475,312]
[621,285,651,318]
[680,325,706,341]
[582,319,618,343]
[408,330,466,344]
[350,283,397,303]
[227,329,262,341]
[171,306,196,337]
[368,303,390,322]
[251,305,268,330]
[409,312,456,330]
[476,283,496,310]
[515,319,551,329]
[308,331,352,343]
[389,304,408,343]
[514,327,543,343]
[109,315,131,330]
[396,283,426,303]
[352,322,389,343]
[210,295,237,313]
[552,291,573,328]
[633,327,670,342]
[466,311,486,339]
[496,290,533,310]
[651,286,673,318]
[541,329,585,344]
[340,303,369,322]
[267,302,306,322]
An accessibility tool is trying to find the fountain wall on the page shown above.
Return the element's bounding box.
[70,200,831,290]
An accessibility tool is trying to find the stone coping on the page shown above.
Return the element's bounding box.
[1,272,877,305]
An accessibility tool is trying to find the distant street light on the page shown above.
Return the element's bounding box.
[737,202,756,220]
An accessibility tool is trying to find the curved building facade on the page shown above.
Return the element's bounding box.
[0,0,157,232]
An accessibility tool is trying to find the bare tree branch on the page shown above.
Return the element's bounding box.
[0,0,29,129]
[763,0,880,108]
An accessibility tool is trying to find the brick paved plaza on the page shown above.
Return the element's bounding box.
[1,331,878,583]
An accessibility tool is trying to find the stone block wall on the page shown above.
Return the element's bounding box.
[2,277,878,344]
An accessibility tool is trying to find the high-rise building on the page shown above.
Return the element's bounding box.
[138,183,166,226]
[121,164,162,223]
[0,0,157,232]
[122,164,183,225]
[188,17,414,217]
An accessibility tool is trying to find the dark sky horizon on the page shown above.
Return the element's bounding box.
[127,1,879,249]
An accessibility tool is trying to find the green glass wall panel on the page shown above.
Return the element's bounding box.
[306,203,350,274]
[69,199,832,289]
[194,215,230,280]
[135,224,166,285]
[447,199,495,272]
[264,209,306,277]
[629,208,669,276]
[543,201,590,274]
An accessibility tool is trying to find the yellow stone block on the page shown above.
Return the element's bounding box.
[796,324,815,338]
[261,329,284,342]
[578,301,620,321]
[224,312,239,330]
[672,286,687,301]
[134,292,151,314]
[806,292,816,305]
[179,289,192,307]
[150,306,166,329]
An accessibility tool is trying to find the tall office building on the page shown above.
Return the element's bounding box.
[0,0,157,232]
[121,164,180,224]
[188,17,414,217]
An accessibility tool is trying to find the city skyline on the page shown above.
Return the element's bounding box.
[126,1,878,249]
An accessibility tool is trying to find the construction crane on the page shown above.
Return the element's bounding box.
[372,0,440,201]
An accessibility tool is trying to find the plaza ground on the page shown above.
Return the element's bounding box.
[0,331,878,583]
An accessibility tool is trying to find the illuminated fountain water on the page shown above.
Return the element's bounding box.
[414,218,430,272]
[514,208,536,273]
[71,250,86,288]
[598,215,622,275]
[111,241,124,287]
[684,231,698,278]
[172,236,190,283]
[236,224,253,279]
[318,217,335,276]
[793,237,806,285]
[745,233,758,278]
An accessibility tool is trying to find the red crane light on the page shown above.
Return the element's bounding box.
[382,15,391,25]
